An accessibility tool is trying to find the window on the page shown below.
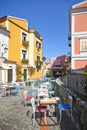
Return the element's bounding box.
[80,39,87,52]
[22,32,27,41]
[22,50,27,59]
[36,41,41,48]
[36,55,40,61]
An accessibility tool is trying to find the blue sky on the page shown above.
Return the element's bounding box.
[0,0,83,62]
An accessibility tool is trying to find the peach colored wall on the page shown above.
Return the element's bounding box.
[74,2,87,8]
[75,13,87,32]
[50,58,56,67]
[56,56,65,66]
[75,60,87,69]
[74,38,80,54]
[50,56,66,67]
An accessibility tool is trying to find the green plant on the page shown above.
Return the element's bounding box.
[29,66,35,76]
[16,71,24,81]
[46,73,51,77]
[22,41,29,48]
[35,60,42,67]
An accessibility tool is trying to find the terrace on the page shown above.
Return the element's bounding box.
[0,79,80,130]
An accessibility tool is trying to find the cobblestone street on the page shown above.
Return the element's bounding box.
[0,86,79,130]
[0,87,40,130]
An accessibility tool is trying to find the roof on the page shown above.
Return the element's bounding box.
[72,0,87,8]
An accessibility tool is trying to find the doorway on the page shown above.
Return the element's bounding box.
[24,69,27,81]
[8,69,13,82]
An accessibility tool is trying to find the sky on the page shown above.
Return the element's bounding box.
[0,0,84,62]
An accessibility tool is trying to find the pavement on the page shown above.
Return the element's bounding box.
[0,85,79,130]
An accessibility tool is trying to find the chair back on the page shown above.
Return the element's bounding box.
[24,90,27,99]
[14,83,20,92]
[68,95,72,108]
[31,97,35,113]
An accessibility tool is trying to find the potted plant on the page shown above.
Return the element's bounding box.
[35,60,42,67]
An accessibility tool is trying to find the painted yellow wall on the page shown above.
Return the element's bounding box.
[31,32,43,79]
[0,20,6,26]
[8,20,21,63]
[8,17,28,30]
[0,16,43,80]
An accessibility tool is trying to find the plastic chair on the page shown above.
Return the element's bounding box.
[58,95,72,124]
[48,84,56,98]
[23,90,34,108]
[31,97,48,125]
[10,83,20,95]
[29,87,38,104]
[1,87,10,98]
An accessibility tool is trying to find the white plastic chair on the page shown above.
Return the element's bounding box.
[1,87,10,98]
[58,95,72,124]
[31,97,48,125]
[23,90,34,108]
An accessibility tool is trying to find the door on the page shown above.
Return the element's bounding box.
[8,69,13,82]
[24,69,27,81]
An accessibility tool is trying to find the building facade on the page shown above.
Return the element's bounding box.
[69,0,87,71]
[0,25,16,83]
[50,55,69,77]
[0,15,43,83]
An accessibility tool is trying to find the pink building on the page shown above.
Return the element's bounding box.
[69,0,87,71]
[50,55,68,77]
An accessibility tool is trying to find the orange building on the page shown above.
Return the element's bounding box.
[69,1,87,71]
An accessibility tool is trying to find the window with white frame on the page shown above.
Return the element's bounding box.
[36,55,40,60]
[22,50,27,59]
[36,41,41,48]
[80,39,87,52]
[22,32,27,41]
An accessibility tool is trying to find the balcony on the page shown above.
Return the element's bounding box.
[22,41,29,48]
[35,60,42,67]
[22,58,29,64]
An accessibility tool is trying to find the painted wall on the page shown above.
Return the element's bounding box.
[71,1,87,70]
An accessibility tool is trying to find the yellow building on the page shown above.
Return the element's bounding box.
[29,29,43,79]
[0,15,43,82]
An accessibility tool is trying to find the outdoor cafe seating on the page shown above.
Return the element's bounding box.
[10,83,20,96]
[58,95,72,124]
[0,85,10,97]
[26,80,61,126]
[31,97,48,125]
[23,90,34,108]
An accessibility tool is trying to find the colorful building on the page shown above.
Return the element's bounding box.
[0,15,43,83]
[69,0,87,71]
[50,55,69,77]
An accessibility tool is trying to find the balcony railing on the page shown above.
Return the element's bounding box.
[22,59,29,64]
[22,41,29,48]
[35,60,42,67]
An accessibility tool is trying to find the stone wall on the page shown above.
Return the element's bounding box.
[56,78,87,130]
[60,73,87,99]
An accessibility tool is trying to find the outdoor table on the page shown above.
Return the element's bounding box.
[5,85,15,96]
[39,97,58,125]
[40,97,57,105]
